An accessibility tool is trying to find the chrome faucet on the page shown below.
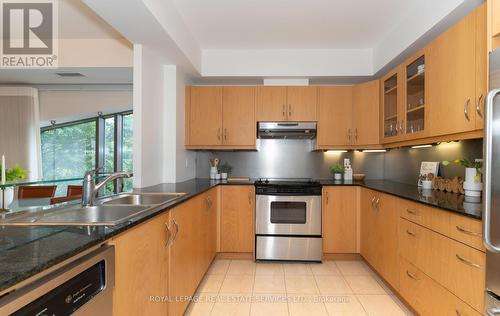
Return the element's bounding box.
[82,168,133,207]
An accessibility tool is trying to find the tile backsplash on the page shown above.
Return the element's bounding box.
[196,139,483,185]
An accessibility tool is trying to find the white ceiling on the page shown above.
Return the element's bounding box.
[172,0,421,49]
[59,0,125,39]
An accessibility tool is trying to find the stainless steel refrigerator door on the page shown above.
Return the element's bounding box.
[485,48,500,303]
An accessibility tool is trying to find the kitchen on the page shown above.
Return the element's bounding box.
[0,0,499,315]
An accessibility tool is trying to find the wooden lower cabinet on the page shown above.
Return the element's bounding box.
[400,258,482,316]
[400,218,485,312]
[111,213,170,316]
[323,186,357,253]
[169,190,217,316]
[220,185,255,253]
[359,189,399,290]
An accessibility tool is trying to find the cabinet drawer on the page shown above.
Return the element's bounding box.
[400,258,482,316]
[399,199,484,251]
[399,219,485,311]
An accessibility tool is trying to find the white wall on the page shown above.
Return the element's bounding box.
[133,45,195,188]
[38,86,132,126]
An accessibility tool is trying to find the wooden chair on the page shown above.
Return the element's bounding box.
[17,185,57,199]
[50,195,82,205]
[66,185,83,197]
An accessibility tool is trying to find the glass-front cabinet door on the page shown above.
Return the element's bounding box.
[381,67,403,142]
[404,53,427,137]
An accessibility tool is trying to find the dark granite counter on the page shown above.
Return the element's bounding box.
[320,179,482,220]
[0,178,481,295]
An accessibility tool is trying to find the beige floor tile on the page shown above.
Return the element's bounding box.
[220,275,254,294]
[284,263,312,276]
[287,295,329,316]
[227,260,256,276]
[208,259,231,275]
[255,263,284,276]
[323,295,367,316]
[250,294,288,316]
[198,274,225,293]
[185,294,216,316]
[310,261,341,276]
[314,275,353,294]
[335,260,373,276]
[211,298,251,316]
[285,275,319,294]
[253,275,286,293]
[357,295,408,316]
[344,275,386,294]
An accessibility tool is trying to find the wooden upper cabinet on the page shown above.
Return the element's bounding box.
[222,87,256,146]
[287,86,318,121]
[476,3,487,130]
[323,187,357,253]
[352,80,380,146]
[220,185,254,253]
[427,11,477,136]
[189,86,223,146]
[317,86,353,147]
[492,0,500,38]
[380,66,404,143]
[257,86,287,121]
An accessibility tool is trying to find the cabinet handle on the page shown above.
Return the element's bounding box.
[282,104,286,118]
[172,219,179,244]
[248,189,253,205]
[375,198,380,209]
[406,208,417,215]
[455,254,481,269]
[406,229,416,237]
[476,94,483,117]
[354,128,358,142]
[406,270,420,281]
[464,98,471,121]
[326,192,329,205]
[347,129,352,144]
[206,196,212,209]
[165,222,172,247]
[217,128,221,141]
[224,129,228,141]
[371,196,376,208]
[456,310,463,316]
[288,104,292,117]
[456,225,481,237]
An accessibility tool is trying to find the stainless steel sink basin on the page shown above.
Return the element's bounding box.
[0,205,152,226]
[101,192,186,206]
[0,192,187,227]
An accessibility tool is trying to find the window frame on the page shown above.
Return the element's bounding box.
[41,110,133,193]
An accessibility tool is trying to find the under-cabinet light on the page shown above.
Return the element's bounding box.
[324,150,348,154]
[361,149,387,153]
[411,144,433,149]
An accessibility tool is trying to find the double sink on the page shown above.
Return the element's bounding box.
[0,192,187,227]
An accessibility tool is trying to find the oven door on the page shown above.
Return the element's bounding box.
[255,195,321,235]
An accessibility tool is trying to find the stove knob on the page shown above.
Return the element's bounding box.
[265,179,269,184]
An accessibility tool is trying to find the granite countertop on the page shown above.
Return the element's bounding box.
[0,178,481,295]
[320,179,482,220]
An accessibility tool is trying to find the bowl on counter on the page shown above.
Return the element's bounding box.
[353,174,366,181]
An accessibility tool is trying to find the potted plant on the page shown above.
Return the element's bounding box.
[330,163,345,181]
[442,159,483,197]
[0,163,27,208]
[218,162,233,180]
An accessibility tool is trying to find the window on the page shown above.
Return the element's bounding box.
[41,111,133,194]
[41,120,97,180]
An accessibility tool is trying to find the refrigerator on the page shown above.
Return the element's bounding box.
[484,47,500,315]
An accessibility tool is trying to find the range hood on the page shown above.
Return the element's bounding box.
[257,122,317,139]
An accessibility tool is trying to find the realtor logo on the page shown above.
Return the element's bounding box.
[0,0,58,68]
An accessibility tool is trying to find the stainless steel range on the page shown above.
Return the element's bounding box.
[255,179,322,262]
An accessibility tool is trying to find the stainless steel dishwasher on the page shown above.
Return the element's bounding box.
[0,245,115,315]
